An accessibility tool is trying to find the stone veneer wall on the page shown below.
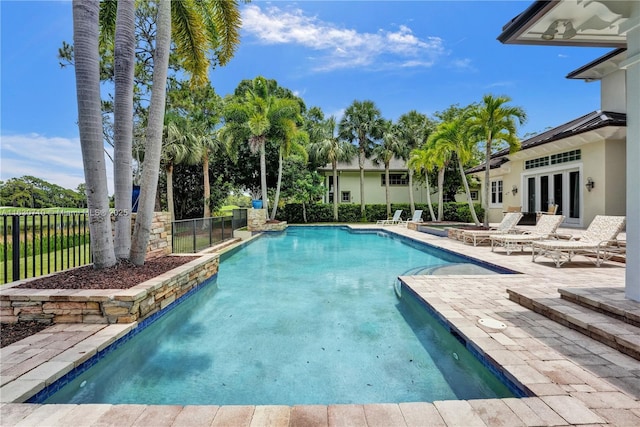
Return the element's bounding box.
[247,208,287,232]
[0,255,218,325]
[125,212,172,259]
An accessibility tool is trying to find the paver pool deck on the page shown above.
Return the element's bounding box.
[1,223,638,426]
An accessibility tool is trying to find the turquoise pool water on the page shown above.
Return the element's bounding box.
[44,226,515,405]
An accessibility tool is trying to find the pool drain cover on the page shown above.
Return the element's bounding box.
[478,318,507,330]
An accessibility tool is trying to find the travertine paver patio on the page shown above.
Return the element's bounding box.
[1,223,638,426]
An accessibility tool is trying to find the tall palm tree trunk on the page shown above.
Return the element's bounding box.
[437,168,445,221]
[271,152,284,219]
[166,164,175,222]
[260,141,268,212]
[425,173,436,222]
[113,0,135,260]
[203,150,211,218]
[483,136,492,228]
[332,163,339,221]
[385,164,391,217]
[359,149,366,218]
[130,0,171,265]
[458,158,480,225]
[408,170,415,215]
[72,0,116,269]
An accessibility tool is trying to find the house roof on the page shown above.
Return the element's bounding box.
[497,0,631,48]
[318,156,407,172]
[465,110,626,174]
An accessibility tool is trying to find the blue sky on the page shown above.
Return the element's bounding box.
[0,1,612,193]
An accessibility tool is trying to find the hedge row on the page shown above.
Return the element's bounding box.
[278,202,484,224]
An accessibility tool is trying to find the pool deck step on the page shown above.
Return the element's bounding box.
[558,287,640,327]
[507,287,640,361]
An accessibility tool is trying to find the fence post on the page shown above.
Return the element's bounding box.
[12,215,20,281]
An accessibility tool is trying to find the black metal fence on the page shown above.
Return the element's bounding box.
[172,209,248,254]
[1,213,92,284]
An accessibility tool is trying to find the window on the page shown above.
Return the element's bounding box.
[341,191,351,203]
[469,191,478,201]
[490,180,503,206]
[525,150,581,170]
[380,174,408,186]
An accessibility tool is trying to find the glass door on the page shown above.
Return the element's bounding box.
[523,168,581,225]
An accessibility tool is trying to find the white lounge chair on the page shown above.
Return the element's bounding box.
[461,212,523,246]
[399,210,423,227]
[490,214,565,255]
[376,209,403,225]
[531,215,626,267]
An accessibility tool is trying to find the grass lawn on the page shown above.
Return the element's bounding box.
[1,243,91,284]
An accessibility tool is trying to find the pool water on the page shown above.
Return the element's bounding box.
[44,226,515,405]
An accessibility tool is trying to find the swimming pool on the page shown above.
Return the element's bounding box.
[42,226,517,405]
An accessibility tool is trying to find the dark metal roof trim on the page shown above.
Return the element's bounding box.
[566,48,627,79]
[497,1,556,44]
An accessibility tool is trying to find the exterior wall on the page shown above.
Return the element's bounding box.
[601,70,626,113]
[323,171,429,205]
[604,139,627,217]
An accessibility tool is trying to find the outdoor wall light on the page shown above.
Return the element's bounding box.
[585,177,595,192]
[512,184,518,195]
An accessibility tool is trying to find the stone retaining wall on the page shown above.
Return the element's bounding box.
[0,255,218,325]
[122,212,171,259]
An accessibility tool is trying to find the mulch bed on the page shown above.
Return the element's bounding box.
[1,256,198,348]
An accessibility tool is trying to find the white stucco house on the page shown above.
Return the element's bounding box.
[493,0,639,301]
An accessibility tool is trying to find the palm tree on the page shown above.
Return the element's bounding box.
[220,77,303,214]
[372,120,404,217]
[428,118,481,225]
[469,94,527,227]
[408,146,437,221]
[131,0,242,265]
[339,100,384,218]
[112,0,135,260]
[271,124,309,220]
[72,0,117,268]
[396,111,434,215]
[162,117,203,222]
[309,116,356,221]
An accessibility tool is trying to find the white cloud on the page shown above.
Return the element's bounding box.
[0,133,114,194]
[241,5,446,72]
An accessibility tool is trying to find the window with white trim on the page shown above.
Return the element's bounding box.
[341,191,351,203]
[380,173,408,186]
[490,180,503,206]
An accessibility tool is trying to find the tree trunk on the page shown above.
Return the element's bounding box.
[483,135,492,228]
[408,169,415,215]
[458,157,480,225]
[203,149,211,218]
[113,0,135,260]
[130,0,171,265]
[166,164,175,222]
[332,162,339,221]
[385,163,391,217]
[437,167,445,221]
[271,152,283,220]
[359,148,366,218]
[72,0,116,269]
[260,140,268,212]
[425,173,436,222]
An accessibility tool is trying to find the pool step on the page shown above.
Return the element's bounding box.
[507,287,640,361]
[558,287,640,327]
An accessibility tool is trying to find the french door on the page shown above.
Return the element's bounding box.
[524,168,581,225]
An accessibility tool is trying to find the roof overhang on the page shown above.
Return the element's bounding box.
[566,48,627,80]
[498,1,633,48]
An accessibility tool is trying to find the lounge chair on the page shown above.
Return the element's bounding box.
[399,210,423,227]
[490,214,565,255]
[536,204,558,221]
[531,215,626,267]
[461,212,523,246]
[376,209,403,225]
